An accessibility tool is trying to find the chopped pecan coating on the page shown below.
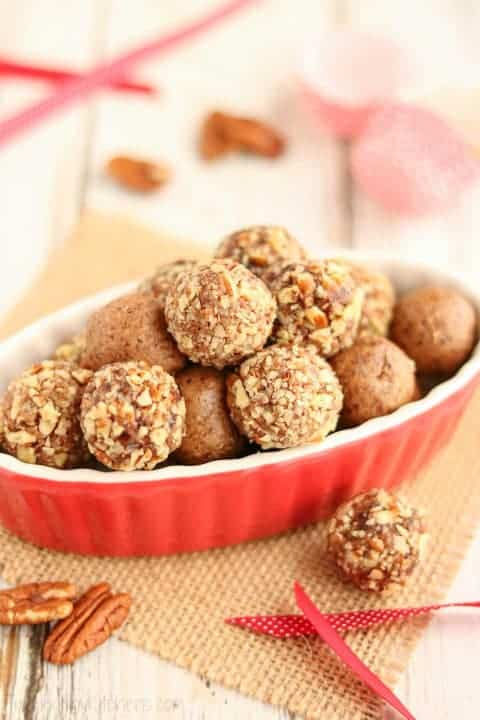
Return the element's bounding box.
[327,489,428,593]
[0,582,76,625]
[1,361,92,468]
[227,344,343,449]
[215,226,306,282]
[52,332,87,365]
[340,261,395,338]
[43,583,131,664]
[81,361,185,470]
[165,259,276,369]
[138,260,198,310]
[271,259,364,357]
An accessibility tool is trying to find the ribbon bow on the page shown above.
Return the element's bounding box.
[227,584,480,720]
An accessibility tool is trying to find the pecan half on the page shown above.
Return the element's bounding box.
[0,582,76,625]
[223,114,285,158]
[200,111,285,161]
[106,155,171,192]
[200,112,233,161]
[43,582,131,665]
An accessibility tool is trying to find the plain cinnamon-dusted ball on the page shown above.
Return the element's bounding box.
[341,261,395,337]
[390,285,477,375]
[1,361,92,468]
[214,225,306,281]
[138,259,198,310]
[81,361,185,471]
[227,344,343,449]
[175,366,247,464]
[82,292,186,373]
[331,336,416,426]
[327,489,428,593]
[165,259,276,369]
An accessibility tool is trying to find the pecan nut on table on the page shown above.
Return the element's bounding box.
[200,110,285,161]
[0,581,131,665]
[43,582,132,665]
[0,582,76,624]
[106,155,171,193]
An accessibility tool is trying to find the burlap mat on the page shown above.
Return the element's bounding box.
[1,211,479,720]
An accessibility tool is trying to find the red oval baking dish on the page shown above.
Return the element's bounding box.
[0,252,478,556]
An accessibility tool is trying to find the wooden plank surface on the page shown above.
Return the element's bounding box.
[0,0,107,317]
[0,1,480,718]
[87,0,351,251]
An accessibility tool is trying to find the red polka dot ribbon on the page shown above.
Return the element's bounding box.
[226,584,480,720]
[226,596,480,637]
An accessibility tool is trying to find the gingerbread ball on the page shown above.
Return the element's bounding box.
[82,291,186,374]
[341,261,395,337]
[165,259,276,369]
[81,361,185,471]
[227,344,343,449]
[331,336,416,426]
[138,259,198,310]
[1,361,92,468]
[327,489,427,593]
[175,366,247,464]
[390,285,477,375]
[52,332,87,365]
[271,259,364,357]
[214,225,306,282]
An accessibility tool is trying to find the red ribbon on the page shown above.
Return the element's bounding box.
[226,584,480,720]
[0,57,155,96]
[0,0,257,147]
[226,597,480,637]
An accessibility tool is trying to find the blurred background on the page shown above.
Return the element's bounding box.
[1,0,479,315]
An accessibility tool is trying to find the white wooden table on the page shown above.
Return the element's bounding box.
[1,1,480,718]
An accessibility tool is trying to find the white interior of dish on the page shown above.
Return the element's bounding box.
[0,250,479,484]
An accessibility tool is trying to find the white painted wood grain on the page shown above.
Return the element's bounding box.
[0,0,108,317]
[86,0,350,252]
[0,1,480,719]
